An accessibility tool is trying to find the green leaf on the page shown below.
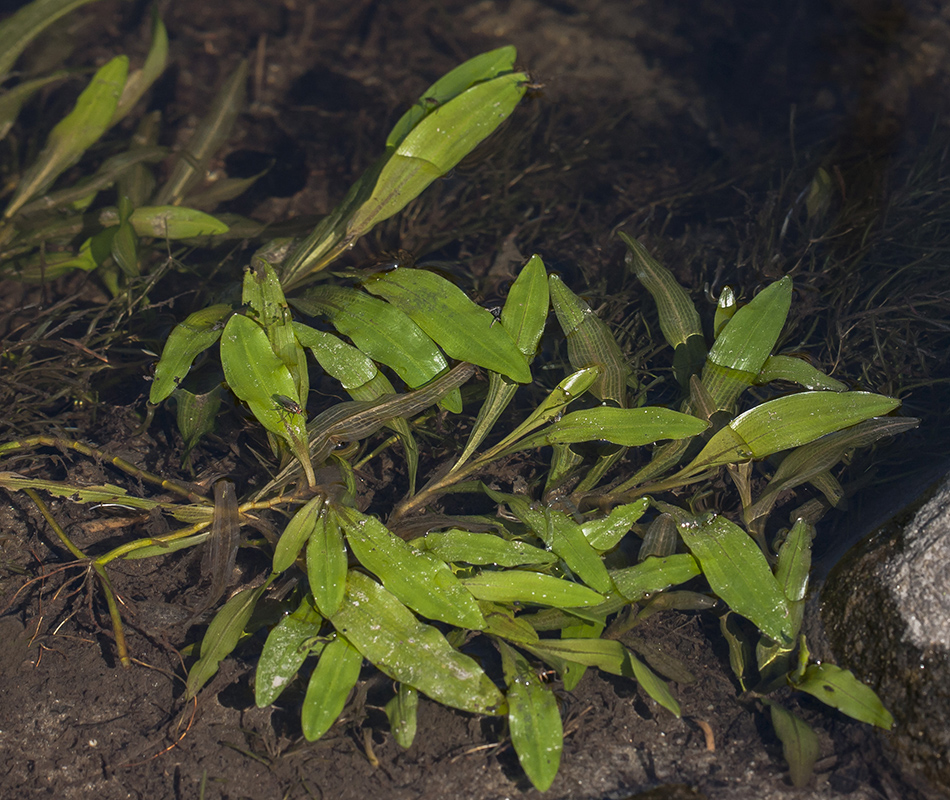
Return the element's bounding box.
[480,601,540,644]
[511,406,708,452]
[610,554,701,602]
[525,637,628,675]
[549,274,631,404]
[488,367,599,456]
[621,232,705,386]
[307,508,348,617]
[302,634,363,741]
[111,10,168,125]
[330,571,504,715]
[293,285,459,412]
[713,286,737,337]
[273,496,323,574]
[346,70,526,235]
[676,514,791,642]
[4,55,128,219]
[684,391,901,474]
[0,71,68,142]
[292,322,378,390]
[149,305,229,403]
[627,651,681,717]
[499,641,563,792]
[460,571,605,608]
[794,663,893,729]
[0,0,102,82]
[412,530,557,567]
[702,277,792,411]
[363,268,531,383]
[153,59,247,205]
[756,354,847,392]
[580,498,649,551]
[128,206,229,238]
[457,255,549,464]
[172,382,222,458]
[385,684,419,749]
[219,313,307,449]
[255,595,323,707]
[774,519,814,604]
[523,506,614,594]
[186,582,269,698]
[386,46,520,149]
[764,700,820,788]
[334,505,485,629]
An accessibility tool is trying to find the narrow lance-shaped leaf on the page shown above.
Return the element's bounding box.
[345,71,526,236]
[508,406,708,454]
[292,285,460,412]
[676,513,791,642]
[681,391,901,476]
[273,496,323,574]
[461,570,604,608]
[302,634,363,741]
[457,254,549,465]
[334,505,485,629]
[363,268,531,383]
[764,700,820,788]
[307,506,348,617]
[499,641,563,792]
[153,59,247,205]
[255,595,323,707]
[621,232,705,386]
[149,304,230,402]
[111,10,168,125]
[701,277,792,411]
[330,571,505,715]
[186,581,270,698]
[4,56,129,219]
[386,45,520,148]
[411,530,557,567]
[0,0,103,82]
[793,663,894,729]
[549,274,632,405]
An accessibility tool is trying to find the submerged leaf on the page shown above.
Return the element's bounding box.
[330,571,504,715]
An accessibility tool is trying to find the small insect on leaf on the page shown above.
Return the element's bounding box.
[273,393,305,417]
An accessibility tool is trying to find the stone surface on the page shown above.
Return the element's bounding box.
[817,470,950,799]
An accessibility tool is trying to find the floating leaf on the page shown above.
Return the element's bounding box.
[756,354,846,392]
[127,206,229,238]
[330,571,504,715]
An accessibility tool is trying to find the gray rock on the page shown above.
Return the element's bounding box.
[815,470,950,799]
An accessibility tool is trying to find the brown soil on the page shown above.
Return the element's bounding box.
[2,1,949,799]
